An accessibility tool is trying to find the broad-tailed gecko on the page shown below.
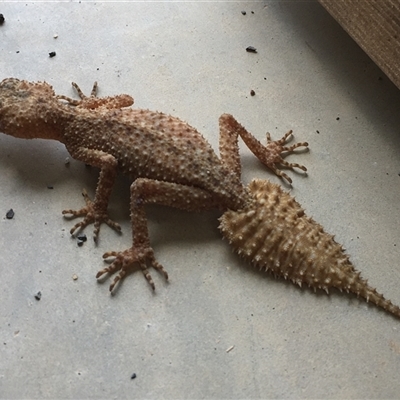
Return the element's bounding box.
[1,78,399,319]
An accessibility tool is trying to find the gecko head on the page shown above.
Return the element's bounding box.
[0,78,61,140]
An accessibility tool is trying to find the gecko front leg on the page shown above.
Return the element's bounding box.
[97,178,220,292]
[62,148,121,241]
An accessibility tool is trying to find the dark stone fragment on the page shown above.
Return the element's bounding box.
[246,46,257,53]
[6,209,14,219]
[77,233,87,242]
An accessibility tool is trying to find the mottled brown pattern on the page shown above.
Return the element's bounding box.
[1,78,398,319]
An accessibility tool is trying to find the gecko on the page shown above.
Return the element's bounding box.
[1,77,399,319]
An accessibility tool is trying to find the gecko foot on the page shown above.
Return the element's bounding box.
[57,81,134,110]
[263,130,309,184]
[97,247,169,292]
[62,189,121,241]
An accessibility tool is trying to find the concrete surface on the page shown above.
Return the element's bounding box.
[1,1,400,398]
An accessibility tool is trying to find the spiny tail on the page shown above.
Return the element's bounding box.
[219,178,400,319]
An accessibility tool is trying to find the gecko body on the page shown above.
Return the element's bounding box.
[1,78,399,319]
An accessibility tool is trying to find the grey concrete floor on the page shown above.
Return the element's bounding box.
[1,1,400,398]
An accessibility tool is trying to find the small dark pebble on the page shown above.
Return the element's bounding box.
[131,373,137,380]
[77,240,84,247]
[246,46,257,53]
[336,117,340,120]
[49,51,56,58]
[6,209,14,219]
[241,11,246,15]
[0,14,5,25]
[47,185,54,189]
[250,90,255,96]
[34,291,42,301]
[316,130,320,134]
[77,233,87,242]
[251,11,254,14]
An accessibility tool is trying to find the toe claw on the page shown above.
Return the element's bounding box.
[95,269,104,279]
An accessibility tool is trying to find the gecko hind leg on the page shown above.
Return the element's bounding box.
[218,113,308,184]
[96,178,220,292]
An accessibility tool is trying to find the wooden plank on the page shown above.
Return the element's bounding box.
[318,0,400,89]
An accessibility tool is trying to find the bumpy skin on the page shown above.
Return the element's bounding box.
[1,78,398,319]
[0,78,307,290]
[219,180,400,318]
